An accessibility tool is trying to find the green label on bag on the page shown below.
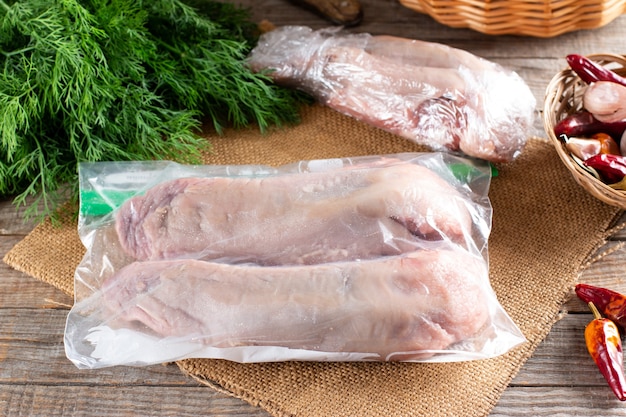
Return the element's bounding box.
[80,190,138,217]
[448,162,497,181]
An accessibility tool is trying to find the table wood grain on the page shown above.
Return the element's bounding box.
[2,1,626,415]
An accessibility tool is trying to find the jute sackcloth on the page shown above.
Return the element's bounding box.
[5,104,625,417]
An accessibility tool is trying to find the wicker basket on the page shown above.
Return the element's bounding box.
[399,0,626,37]
[543,53,626,209]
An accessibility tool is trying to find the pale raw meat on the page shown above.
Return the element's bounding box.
[101,248,491,360]
[363,35,494,71]
[114,162,474,264]
[247,26,536,162]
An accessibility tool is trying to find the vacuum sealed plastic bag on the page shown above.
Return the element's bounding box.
[64,153,525,369]
[247,26,536,163]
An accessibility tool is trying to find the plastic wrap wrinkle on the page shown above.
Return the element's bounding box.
[64,153,525,369]
[247,26,537,163]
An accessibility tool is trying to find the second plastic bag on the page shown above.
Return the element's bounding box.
[247,26,537,163]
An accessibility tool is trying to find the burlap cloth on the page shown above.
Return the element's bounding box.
[5,104,625,416]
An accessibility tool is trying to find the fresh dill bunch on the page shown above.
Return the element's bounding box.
[0,0,306,220]
[140,0,306,133]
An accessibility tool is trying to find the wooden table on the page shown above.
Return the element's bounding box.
[2,1,626,415]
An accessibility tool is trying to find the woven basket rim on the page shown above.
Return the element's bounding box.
[399,0,626,37]
[543,53,626,209]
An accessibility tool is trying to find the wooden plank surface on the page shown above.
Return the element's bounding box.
[2,0,626,415]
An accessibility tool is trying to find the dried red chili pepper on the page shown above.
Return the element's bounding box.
[576,284,626,329]
[567,54,626,87]
[584,302,626,401]
[583,153,626,183]
[554,111,626,141]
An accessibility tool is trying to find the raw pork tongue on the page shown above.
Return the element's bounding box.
[115,162,474,264]
[247,26,536,163]
[101,248,491,360]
